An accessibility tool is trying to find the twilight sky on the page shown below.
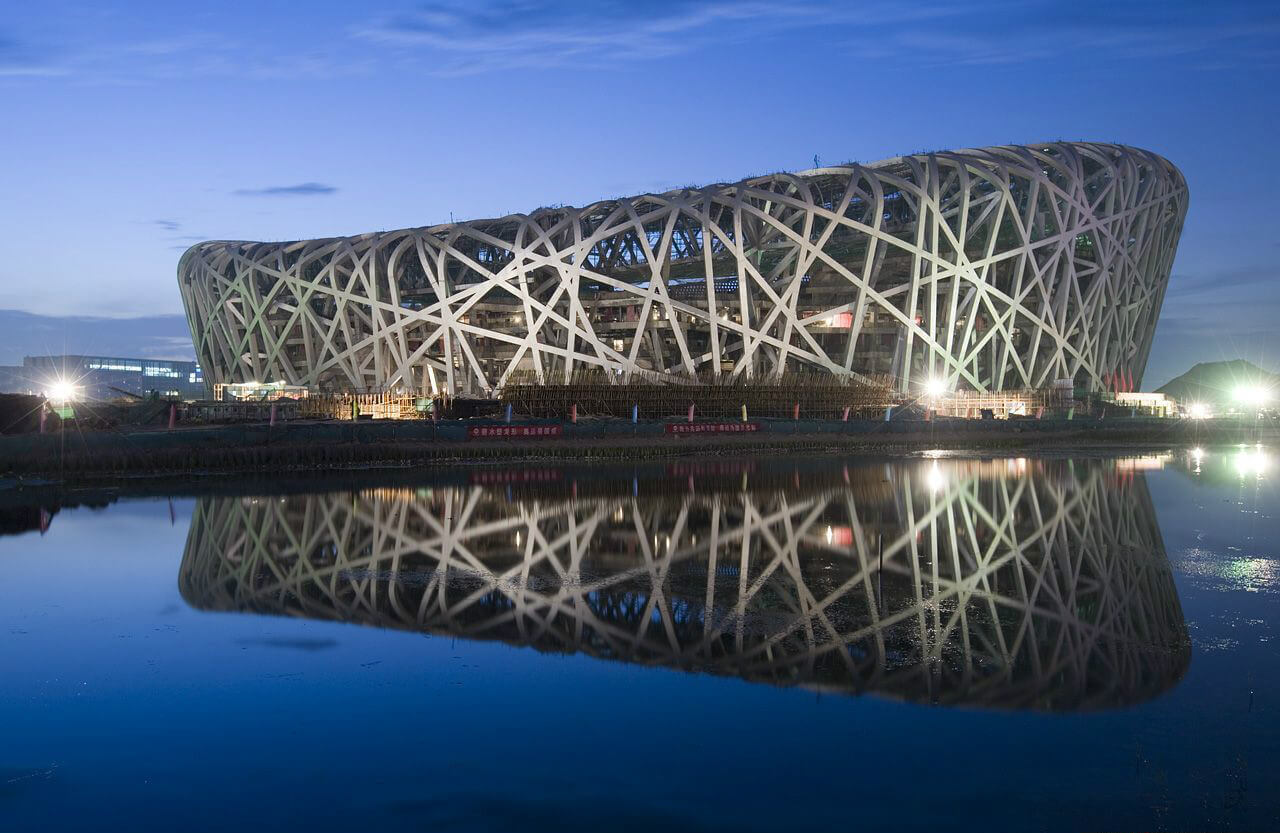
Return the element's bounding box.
[1,0,1277,386]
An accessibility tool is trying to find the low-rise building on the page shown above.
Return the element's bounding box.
[0,355,205,400]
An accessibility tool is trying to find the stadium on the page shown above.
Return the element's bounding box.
[178,142,1187,401]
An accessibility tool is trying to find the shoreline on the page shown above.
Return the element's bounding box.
[0,437,1225,522]
[0,415,1271,490]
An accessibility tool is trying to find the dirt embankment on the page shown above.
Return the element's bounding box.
[0,415,1269,485]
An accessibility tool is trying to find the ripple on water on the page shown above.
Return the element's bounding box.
[1176,547,1280,594]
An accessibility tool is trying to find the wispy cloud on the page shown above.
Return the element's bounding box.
[7,2,1276,84]
[153,219,181,232]
[346,0,1280,77]
[351,1,962,75]
[0,62,68,78]
[886,14,1280,68]
[1166,265,1277,297]
[0,29,68,77]
[233,182,338,197]
[0,25,368,84]
[9,5,958,82]
[139,336,196,360]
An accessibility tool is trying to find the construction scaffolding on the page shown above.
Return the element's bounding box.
[298,392,425,421]
[935,383,1074,419]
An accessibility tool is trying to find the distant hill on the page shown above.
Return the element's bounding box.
[1156,359,1279,404]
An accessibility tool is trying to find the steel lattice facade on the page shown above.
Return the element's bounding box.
[178,142,1187,396]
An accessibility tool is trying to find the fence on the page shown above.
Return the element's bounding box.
[182,400,302,423]
[500,371,896,420]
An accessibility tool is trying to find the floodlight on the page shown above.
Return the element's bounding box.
[1233,385,1271,406]
[47,380,77,404]
[1187,402,1211,419]
[924,377,948,399]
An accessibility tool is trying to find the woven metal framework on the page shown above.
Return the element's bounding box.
[179,459,1188,709]
[179,142,1187,396]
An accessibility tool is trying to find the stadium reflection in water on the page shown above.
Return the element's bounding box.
[179,457,1190,711]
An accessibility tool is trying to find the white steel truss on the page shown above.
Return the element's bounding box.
[179,459,1189,710]
[178,142,1188,397]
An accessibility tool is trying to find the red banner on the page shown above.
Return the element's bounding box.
[666,422,761,434]
[468,424,564,439]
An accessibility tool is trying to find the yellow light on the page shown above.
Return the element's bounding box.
[46,380,77,404]
[924,377,947,399]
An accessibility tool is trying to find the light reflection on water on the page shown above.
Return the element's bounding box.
[178,457,1190,712]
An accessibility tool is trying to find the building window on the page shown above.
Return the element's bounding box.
[88,361,143,372]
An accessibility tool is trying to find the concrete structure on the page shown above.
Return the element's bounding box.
[179,142,1187,398]
[0,355,204,400]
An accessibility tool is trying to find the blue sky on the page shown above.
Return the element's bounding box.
[1,0,1277,386]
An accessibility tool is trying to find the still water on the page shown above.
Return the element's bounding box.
[1,449,1277,832]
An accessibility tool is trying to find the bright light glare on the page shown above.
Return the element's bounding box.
[1233,386,1272,406]
[925,461,946,494]
[1233,447,1270,479]
[1187,402,1212,419]
[1191,447,1204,462]
[924,377,947,399]
[46,380,77,403]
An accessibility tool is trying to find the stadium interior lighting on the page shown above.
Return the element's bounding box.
[1187,402,1211,419]
[46,379,77,404]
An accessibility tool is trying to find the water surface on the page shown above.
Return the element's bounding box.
[2,450,1277,831]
